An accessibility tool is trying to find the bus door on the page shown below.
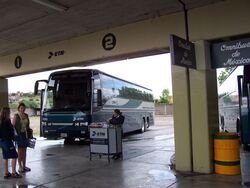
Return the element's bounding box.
[238,65,250,149]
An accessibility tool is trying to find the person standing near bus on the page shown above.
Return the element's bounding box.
[12,103,31,173]
[109,109,125,128]
[0,107,22,178]
[109,109,125,160]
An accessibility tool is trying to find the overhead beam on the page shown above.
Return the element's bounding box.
[0,0,249,77]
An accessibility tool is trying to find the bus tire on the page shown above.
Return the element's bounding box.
[142,118,147,133]
[146,117,150,128]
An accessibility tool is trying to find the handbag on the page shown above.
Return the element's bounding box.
[27,128,33,139]
[28,138,36,149]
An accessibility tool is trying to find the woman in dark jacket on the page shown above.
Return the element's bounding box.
[0,107,22,178]
[109,109,125,160]
[109,109,125,127]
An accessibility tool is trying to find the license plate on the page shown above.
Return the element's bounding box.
[61,133,67,137]
[81,131,85,134]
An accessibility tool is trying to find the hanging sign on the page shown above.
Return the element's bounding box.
[170,34,196,69]
[211,37,250,68]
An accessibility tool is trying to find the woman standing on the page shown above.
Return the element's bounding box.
[12,103,31,173]
[0,107,22,178]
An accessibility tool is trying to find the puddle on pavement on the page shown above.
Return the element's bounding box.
[46,153,55,156]
[13,185,36,188]
[123,137,153,142]
[148,169,176,181]
[154,134,174,140]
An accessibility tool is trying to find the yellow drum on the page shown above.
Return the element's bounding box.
[214,132,240,175]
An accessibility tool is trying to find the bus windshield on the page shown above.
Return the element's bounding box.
[43,73,91,112]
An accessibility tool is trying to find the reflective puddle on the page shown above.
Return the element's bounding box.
[148,169,176,181]
[12,185,37,188]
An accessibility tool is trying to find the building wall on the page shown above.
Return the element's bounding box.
[155,104,173,115]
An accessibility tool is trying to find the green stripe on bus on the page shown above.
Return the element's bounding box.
[214,160,240,166]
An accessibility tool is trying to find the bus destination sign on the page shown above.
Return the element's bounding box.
[211,37,250,68]
[170,34,196,69]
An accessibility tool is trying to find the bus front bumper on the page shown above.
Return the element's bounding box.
[42,126,89,139]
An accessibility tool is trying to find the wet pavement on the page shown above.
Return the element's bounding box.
[0,116,246,188]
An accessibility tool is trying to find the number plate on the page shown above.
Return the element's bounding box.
[60,133,67,137]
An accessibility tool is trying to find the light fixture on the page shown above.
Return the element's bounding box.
[32,0,68,12]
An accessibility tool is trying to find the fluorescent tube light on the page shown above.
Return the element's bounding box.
[32,0,68,12]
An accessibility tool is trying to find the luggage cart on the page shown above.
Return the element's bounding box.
[89,125,123,163]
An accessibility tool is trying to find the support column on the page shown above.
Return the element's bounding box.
[172,40,219,173]
[190,40,219,173]
[172,65,192,171]
[0,78,8,108]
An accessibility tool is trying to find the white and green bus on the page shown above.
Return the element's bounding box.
[34,69,154,142]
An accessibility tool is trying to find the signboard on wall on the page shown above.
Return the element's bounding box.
[170,34,196,69]
[211,37,250,68]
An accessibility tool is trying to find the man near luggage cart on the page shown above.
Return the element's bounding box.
[108,109,125,160]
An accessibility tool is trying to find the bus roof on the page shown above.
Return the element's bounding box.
[49,69,153,92]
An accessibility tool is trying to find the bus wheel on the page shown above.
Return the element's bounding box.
[146,117,150,128]
[140,119,146,133]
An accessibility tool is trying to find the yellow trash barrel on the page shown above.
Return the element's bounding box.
[214,132,240,175]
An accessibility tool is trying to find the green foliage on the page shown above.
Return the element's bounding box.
[9,103,18,109]
[218,67,235,85]
[155,88,171,104]
[9,92,41,110]
[119,87,153,101]
[18,99,38,109]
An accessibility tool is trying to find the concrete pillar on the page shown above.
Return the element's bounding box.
[190,40,219,173]
[172,40,219,173]
[172,65,192,171]
[0,78,8,108]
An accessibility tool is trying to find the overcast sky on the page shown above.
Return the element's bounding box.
[7,53,172,99]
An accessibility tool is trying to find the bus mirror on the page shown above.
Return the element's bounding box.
[34,81,39,95]
[34,80,48,95]
[97,89,102,106]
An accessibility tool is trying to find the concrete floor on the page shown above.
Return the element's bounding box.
[0,116,247,188]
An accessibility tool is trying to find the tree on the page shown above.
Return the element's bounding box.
[158,88,171,104]
[218,67,235,85]
[20,100,38,109]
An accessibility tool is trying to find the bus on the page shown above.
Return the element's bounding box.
[218,66,243,133]
[34,69,154,142]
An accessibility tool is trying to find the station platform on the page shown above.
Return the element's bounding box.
[0,137,247,188]
[0,116,248,188]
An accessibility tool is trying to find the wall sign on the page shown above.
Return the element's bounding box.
[211,37,250,68]
[14,56,22,69]
[170,34,196,69]
[102,33,116,51]
[48,50,65,59]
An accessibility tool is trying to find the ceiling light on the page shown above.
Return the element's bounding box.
[32,0,68,12]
